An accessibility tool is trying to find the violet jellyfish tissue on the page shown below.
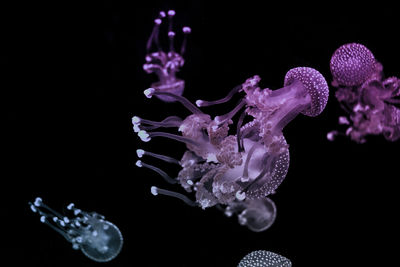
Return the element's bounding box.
[143,10,191,102]
[328,43,400,143]
[134,10,329,232]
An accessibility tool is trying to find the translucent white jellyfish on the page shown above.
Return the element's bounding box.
[143,10,191,102]
[29,197,123,262]
[225,198,277,232]
[133,65,329,231]
[327,43,400,143]
[238,250,292,267]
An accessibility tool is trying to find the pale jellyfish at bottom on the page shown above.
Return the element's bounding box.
[238,250,292,267]
[224,198,277,232]
[28,197,123,262]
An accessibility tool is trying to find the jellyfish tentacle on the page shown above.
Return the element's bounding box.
[167,10,176,52]
[145,131,201,147]
[241,140,262,181]
[136,160,177,184]
[151,186,197,207]
[180,27,191,55]
[236,110,247,152]
[148,90,203,114]
[214,99,246,125]
[29,199,73,241]
[196,84,242,107]
[146,16,163,52]
[132,116,183,132]
[136,149,180,165]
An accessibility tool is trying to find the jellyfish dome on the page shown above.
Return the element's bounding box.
[238,250,292,267]
[330,43,376,86]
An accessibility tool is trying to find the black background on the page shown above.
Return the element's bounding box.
[3,1,399,267]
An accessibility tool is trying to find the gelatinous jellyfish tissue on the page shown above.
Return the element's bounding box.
[328,43,400,143]
[134,10,329,232]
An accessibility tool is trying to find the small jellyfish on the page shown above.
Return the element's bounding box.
[226,198,277,232]
[133,63,328,230]
[29,197,123,262]
[328,43,400,143]
[143,10,191,102]
[238,250,292,267]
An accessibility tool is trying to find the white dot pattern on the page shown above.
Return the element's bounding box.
[238,250,292,267]
[284,67,329,117]
[246,147,289,199]
[330,43,376,86]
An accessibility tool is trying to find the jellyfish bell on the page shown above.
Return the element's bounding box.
[238,250,292,267]
[284,67,329,117]
[79,220,123,262]
[328,43,400,143]
[330,43,377,86]
[29,197,123,262]
[143,10,191,102]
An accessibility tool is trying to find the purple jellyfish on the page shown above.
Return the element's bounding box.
[238,250,292,267]
[143,10,191,102]
[133,63,329,231]
[328,43,400,143]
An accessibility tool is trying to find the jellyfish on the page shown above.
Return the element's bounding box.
[143,10,191,102]
[133,65,329,231]
[28,197,123,262]
[327,43,400,143]
[225,197,277,232]
[238,250,292,267]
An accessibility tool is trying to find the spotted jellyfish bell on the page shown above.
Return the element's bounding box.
[29,197,123,262]
[238,250,292,267]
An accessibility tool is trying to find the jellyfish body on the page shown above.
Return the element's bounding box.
[133,63,329,231]
[328,43,400,143]
[29,197,123,262]
[238,250,292,267]
[143,10,191,102]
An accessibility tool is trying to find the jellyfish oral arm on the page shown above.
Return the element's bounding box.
[265,81,311,133]
[196,84,243,107]
[151,186,197,207]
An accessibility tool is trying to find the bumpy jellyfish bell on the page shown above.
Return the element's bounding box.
[284,67,329,117]
[238,250,292,267]
[330,43,376,86]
